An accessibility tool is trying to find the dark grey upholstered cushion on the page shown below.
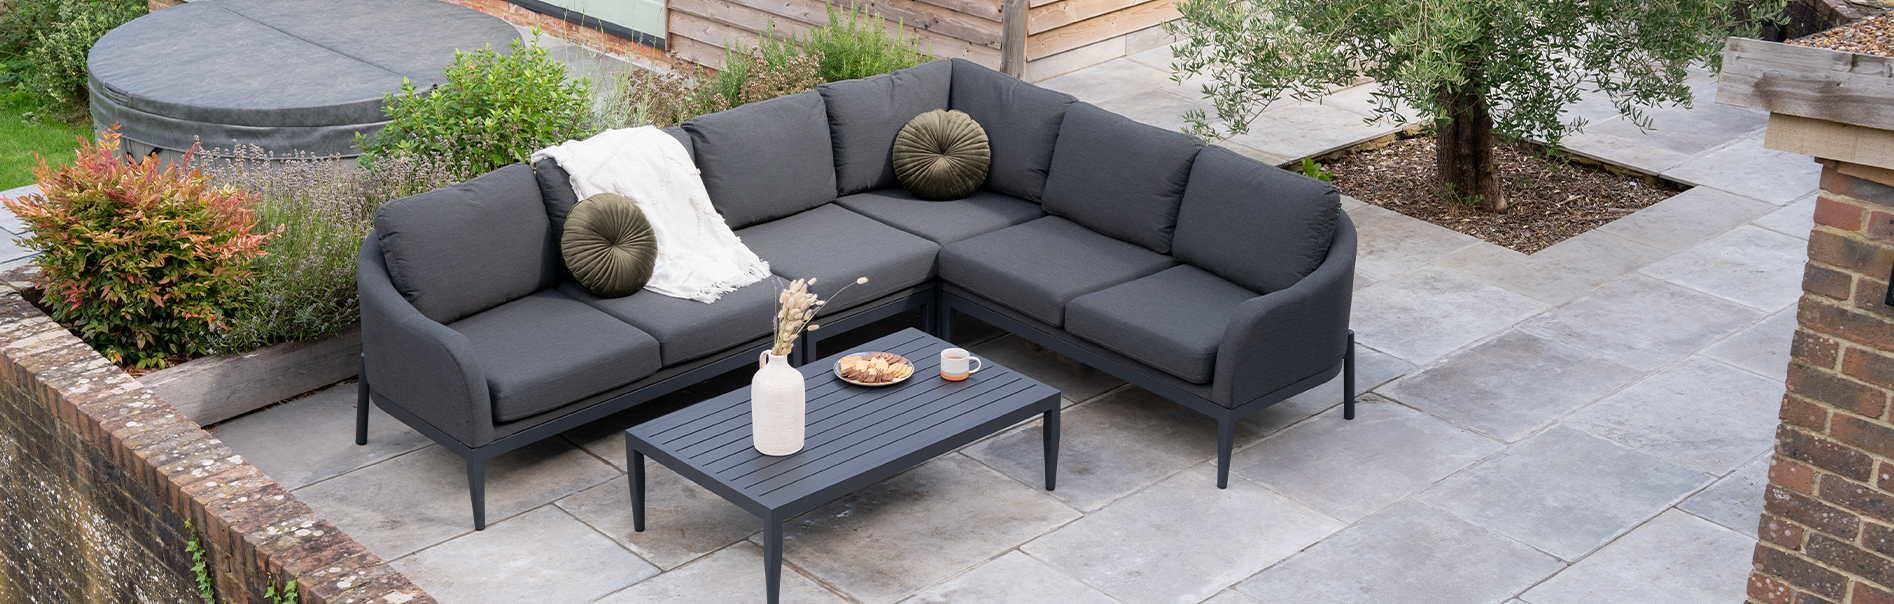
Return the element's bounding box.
[533,127,691,237]
[359,235,496,447]
[892,109,990,201]
[374,163,558,324]
[685,91,837,229]
[939,217,1175,325]
[1041,102,1204,254]
[446,289,661,422]
[819,59,952,195]
[948,58,1076,202]
[1175,145,1340,294]
[558,279,777,366]
[738,204,941,314]
[1066,265,1260,384]
[563,193,657,298]
[835,188,1045,245]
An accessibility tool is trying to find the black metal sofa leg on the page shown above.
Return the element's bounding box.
[936,294,955,343]
[1344,330,1356,420]
[468,458,488,530]
[1216,418,1235,489]
[355,356,370,446]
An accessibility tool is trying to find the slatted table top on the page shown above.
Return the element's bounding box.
[627,328,1060,517]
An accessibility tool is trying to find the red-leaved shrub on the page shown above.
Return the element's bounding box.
[6,127,271,368]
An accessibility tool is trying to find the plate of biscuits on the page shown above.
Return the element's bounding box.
[834,352,915,386]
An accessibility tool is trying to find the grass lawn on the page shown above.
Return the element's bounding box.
[0,91,86,190]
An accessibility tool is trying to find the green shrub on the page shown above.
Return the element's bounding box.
[591,46,823,129]
[359,36,590,179]
[762,1,933,83]
[203,146,459,351]
[17,0,144,111]
[5,128,270,368]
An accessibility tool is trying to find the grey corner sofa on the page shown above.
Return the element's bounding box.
[356,57,1357,530]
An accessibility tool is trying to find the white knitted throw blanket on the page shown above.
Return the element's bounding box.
[532,127,770,303]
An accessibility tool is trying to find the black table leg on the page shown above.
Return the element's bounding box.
[764,519,784,604]
[1043,407,1059,491]
[630,448,646,532]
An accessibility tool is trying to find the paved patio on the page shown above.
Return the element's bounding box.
[195,45,1827,604]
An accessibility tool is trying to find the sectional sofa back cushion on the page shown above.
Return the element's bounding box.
[820,59,951,196]
[1173,145,1340,293]
[1041,102,1204,254]
[948,58,1076,202]
[535,127,692,237]
[685,91,837,229]
[374,163,559,324]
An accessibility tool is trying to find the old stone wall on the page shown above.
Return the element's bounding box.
[0,293,431,604]
[1752,161,1894,604]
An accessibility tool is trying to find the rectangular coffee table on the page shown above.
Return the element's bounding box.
[624,328,1060,604]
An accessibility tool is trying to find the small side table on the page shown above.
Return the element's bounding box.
[625,328,1060,604]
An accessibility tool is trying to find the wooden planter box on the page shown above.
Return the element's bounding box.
[1718,36,1894,170]
[137,324,360,426]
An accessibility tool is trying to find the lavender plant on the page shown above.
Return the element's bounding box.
[202,145,459,351]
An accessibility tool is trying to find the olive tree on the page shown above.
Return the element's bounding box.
[1166,0,1782,212]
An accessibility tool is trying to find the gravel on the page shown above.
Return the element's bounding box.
[1789,11,1894,56]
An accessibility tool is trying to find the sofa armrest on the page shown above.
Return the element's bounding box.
[358,234,495,448]
[1212,212,1357,406]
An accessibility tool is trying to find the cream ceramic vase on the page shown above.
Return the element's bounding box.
[752,351,806,455]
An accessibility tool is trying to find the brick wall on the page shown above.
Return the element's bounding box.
[0,293,431,604]
[1753,160,1894,604]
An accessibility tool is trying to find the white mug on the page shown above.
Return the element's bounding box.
[941,348,983,381]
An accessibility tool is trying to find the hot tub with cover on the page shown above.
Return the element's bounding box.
[88,0,520,158]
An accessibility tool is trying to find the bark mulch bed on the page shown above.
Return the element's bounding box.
[1324,136,1685,254]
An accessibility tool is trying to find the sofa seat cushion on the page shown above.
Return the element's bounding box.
[1041,102,1204,254]
[446,289,662,422]
[1066,265,1258,384]
[375,163,559,324]
[557,278,777,366]
[739,204,940,314]
[835,188,1044,245]
[685,91,838,229]
[940,217,1175,326]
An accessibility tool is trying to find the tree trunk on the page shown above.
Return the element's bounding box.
[1435,85,1506,213]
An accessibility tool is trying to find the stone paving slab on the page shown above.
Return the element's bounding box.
[1237,500,1563,604]
[1381,330,1644,443]
[1232,400,1503,522]
[1637,224,1809,312]
[1026,464,1344,604]
[1429,228,1670,305]
[1519,274,1764,372]
[1753,193,1817,239]
[1565,356,1783,475]
[1578,92,1768,159]
[1662,135,1822,205]
[1703,309,1797,382]
[1518,510,1753,604]
[899,551,1120,604]
[1352,266,1550,364]
[294,440,619,559]
[557,471,761,570]
[1417,426,1712,561]
[591,542,846,604]
[212,384,431,490]
[1224,102,1402,162]
[1040,58,1178,104]
[760,455,1081,604]
[1349,205,1484,281]
[963,385,1263,512]
[390,505,658,604]
[1680,453,1770,537]
[1592,186,1783,254]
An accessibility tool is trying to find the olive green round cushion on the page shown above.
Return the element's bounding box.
[563,193,657,298]
[892,109,990,201]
